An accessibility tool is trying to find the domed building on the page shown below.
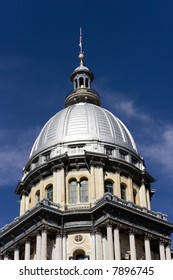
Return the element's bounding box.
[0,41,173,260]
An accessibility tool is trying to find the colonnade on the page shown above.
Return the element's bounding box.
[1,224,172,260]
[91,223,172,260]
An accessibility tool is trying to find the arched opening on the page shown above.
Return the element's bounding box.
[69,179,77,204]
[35,190,40,204]
[133,189,137,204]
[73,249,86,260]
[104,180,113,194]
[80,179,88,202]
[121,184,126,200]
[46,184,53,202]
[79,77,84,87]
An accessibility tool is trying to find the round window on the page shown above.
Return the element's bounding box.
[74,234,83,243]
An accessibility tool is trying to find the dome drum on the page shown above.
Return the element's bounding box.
[65,88,101,107]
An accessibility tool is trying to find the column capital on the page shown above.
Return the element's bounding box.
[113,222,122,229]
[106,219,113,227]
[41,225,48,232]
[62,230,67,237]
[25,237,31,243]
[159,238,166,245]
[56,229,62,237]
[129,228,137,235]
[14,245,20,250]
[95,227,102,234]
[144,233,152,240]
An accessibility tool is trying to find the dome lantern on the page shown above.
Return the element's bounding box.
[65,28,100,107]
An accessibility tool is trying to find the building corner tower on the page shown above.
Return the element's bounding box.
[0,34,173,260]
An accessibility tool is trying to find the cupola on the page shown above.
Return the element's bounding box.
[65,29,100,107]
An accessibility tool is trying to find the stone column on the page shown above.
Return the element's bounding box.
[129,229,136,260]
[144,235,151,260]
[90,166,96,202]
[114,226,121,260]
[77,181,80,204]
[146,189,151,210]
[95,229,102,260]
[159,240,166,260]
[91,230,96,260]
[36,231,42,260]
[4,253,9,260]
[102,235,108,260]
[165,243,172,260]
[127,176,133,201]
[54,231,62,260]
[115,169,121,198]
[14,246,20,260]
[139,179,147,208]
[94,163,104,199]
[106,222,114,260]
[62,232,67,260]
[24,239,31,260]
[41,228,47,260]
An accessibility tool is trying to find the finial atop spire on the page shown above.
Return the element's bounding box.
[79,27,84,66]
[79,27,83,53]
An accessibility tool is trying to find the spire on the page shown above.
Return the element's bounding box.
[78,27,84,67]
[65,29,101,107]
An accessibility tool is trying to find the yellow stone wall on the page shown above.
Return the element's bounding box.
[20,166,150,215]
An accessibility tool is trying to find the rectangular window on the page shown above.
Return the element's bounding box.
[119,150,127,160]
[80,180,88,203]
[105,146,114,156]
[69,181,77,204]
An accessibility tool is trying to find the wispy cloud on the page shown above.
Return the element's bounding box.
[98,87,173,180]
[101,89,151,123]
[141,125,173,177]
[0,127,40,187]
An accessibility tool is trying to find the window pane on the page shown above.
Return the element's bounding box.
[69,180,77,204]
[47,186,53,201]
[104,181,113,194]
[121,185,126,200]
[80,180,88,202]
[35,191,40,203]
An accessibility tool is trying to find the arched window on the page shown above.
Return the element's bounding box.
[80,179,88,202]
[35,190,40,203]
[69,180,77,204]
[46,185,53,202]
[121,184,126,200]
[133,189,137,204]
[73,249,86,260]
[104,180,113,194]
[79,77,84,87]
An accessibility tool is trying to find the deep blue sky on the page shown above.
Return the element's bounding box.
[0,0,173,244]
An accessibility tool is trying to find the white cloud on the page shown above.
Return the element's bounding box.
[96,86,151,123]
[141,126,173,177]
[99,88,173,179]
[0,127,40,187]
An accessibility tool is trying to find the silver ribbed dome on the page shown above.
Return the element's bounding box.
[30,102,137,158]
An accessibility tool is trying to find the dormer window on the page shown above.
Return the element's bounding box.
[44,152,50,161]
[105,146,114,156]
[119,150,127,160]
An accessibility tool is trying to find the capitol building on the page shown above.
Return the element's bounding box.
[0,41,173,260]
